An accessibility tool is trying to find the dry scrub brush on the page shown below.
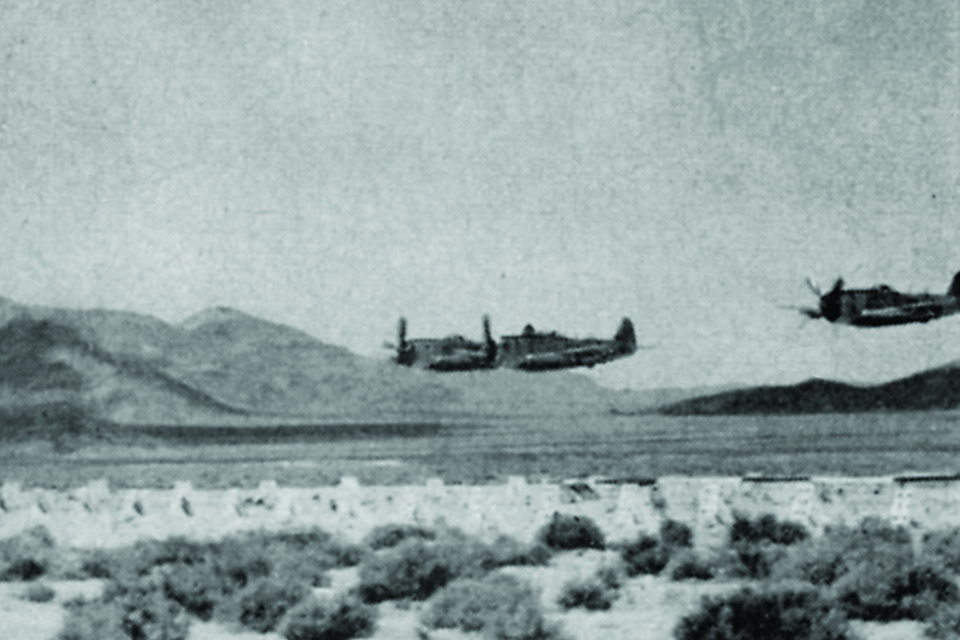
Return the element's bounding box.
[57,527,365,639]
[357,526,550,604]
[279,592,377,640]
[674,586,856,640]
[536,513,605,551]
[421,572,566,640]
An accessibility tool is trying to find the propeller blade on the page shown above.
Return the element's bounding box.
[383,341,397,350]
[398,317,407,347]
[828,278,844,294]
[805,277,821,296]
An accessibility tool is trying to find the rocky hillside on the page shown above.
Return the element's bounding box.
[0,298,631,429]
[660,362,960,414]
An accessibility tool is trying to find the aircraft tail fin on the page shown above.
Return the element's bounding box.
[615,318,636,351]
[948,272,960,298]
[482,315,497,362]
[396,317,416,365]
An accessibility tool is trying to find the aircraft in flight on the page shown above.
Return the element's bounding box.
[494,318,638,371]
[387,316,497,371]
[798,271,960,327]
[388,316,639,371]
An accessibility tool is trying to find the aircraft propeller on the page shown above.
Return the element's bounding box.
[382,317,409,351]
[796,277,844,321]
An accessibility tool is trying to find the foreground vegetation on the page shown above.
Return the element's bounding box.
[8,511,960,639]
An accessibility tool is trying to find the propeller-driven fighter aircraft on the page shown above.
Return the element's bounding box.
[388,317,638,371]
[495,318,638,370]
[798,271,960,327]
[387,316,497,371]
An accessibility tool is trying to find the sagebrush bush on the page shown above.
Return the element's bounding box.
[537,513,605,551]
[925,603,960,639]
[620,534,669,576]
[77,548,116,579]
[22,581,56,602]
[773,517,915,586]
[358,538,458,602]
[52,526,361,637]
[280,592,377,640]
[421,573,564,640]
[923,528,960,575]
[487,535,553,567]
[363,524,436,550]
[674,586,855,640]
[232,577,311,633]
[726,541,790,579]
[730,514,809,546]
[660,520,694,549]
[57,598,124,640]
[356,528,554,604]
[0,525,57,581]
[668,551,715,581]
[58,576,192,640]
[557,575,616,610]
[832,563,959,622]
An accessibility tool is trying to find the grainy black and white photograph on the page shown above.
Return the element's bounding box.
[2,1,960,638]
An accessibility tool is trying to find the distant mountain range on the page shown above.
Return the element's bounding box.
[6,297,959,436]
[660,363,960,415]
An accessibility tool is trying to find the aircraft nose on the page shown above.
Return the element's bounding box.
[821,295,842,322]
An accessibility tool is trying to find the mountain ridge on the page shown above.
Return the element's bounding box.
[660,364,960,415]
[0,298,641,432]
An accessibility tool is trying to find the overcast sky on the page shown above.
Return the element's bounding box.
[2,0,959,390]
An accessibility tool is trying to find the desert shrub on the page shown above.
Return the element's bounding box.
[208,537,273,592]
[77,548,116,579]
[660,520,694,549]
[923,528,960,575]
[557,575,616,611]
[620,534,669,576]
[730,514,809,546]
[59,576,192,640]
[925,603,960,639]
[833,563,959,622]
[22,581,56,602]
[674,586,855,640]
[775,517,915,586]
[363,524,436,550]
[57,598,124,640]
[233,577,311,633]
[422,573,563,640]
[0,525,57,581]
[537,513,605,551]
[723,514,810,580]
[358,538,459,602]
[251,527,364,577]
[356,528,552,604]
[726,541,790,579]
[668,551,715,581]
[594,562,623,590]
[280,592,377,640]
[488,535,553,567]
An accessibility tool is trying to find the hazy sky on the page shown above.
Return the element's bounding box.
[3,0,959,390]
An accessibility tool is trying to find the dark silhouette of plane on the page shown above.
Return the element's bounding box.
[387,316,497,371]
[389,316,638,371]
[494,318,638,370]
[386,316,637,371]
[798,271,960,327]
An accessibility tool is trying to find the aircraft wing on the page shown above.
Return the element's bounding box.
[516,346,615,371]
[854,300,944,326]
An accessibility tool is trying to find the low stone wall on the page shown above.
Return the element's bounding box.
[2,474,960,549]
